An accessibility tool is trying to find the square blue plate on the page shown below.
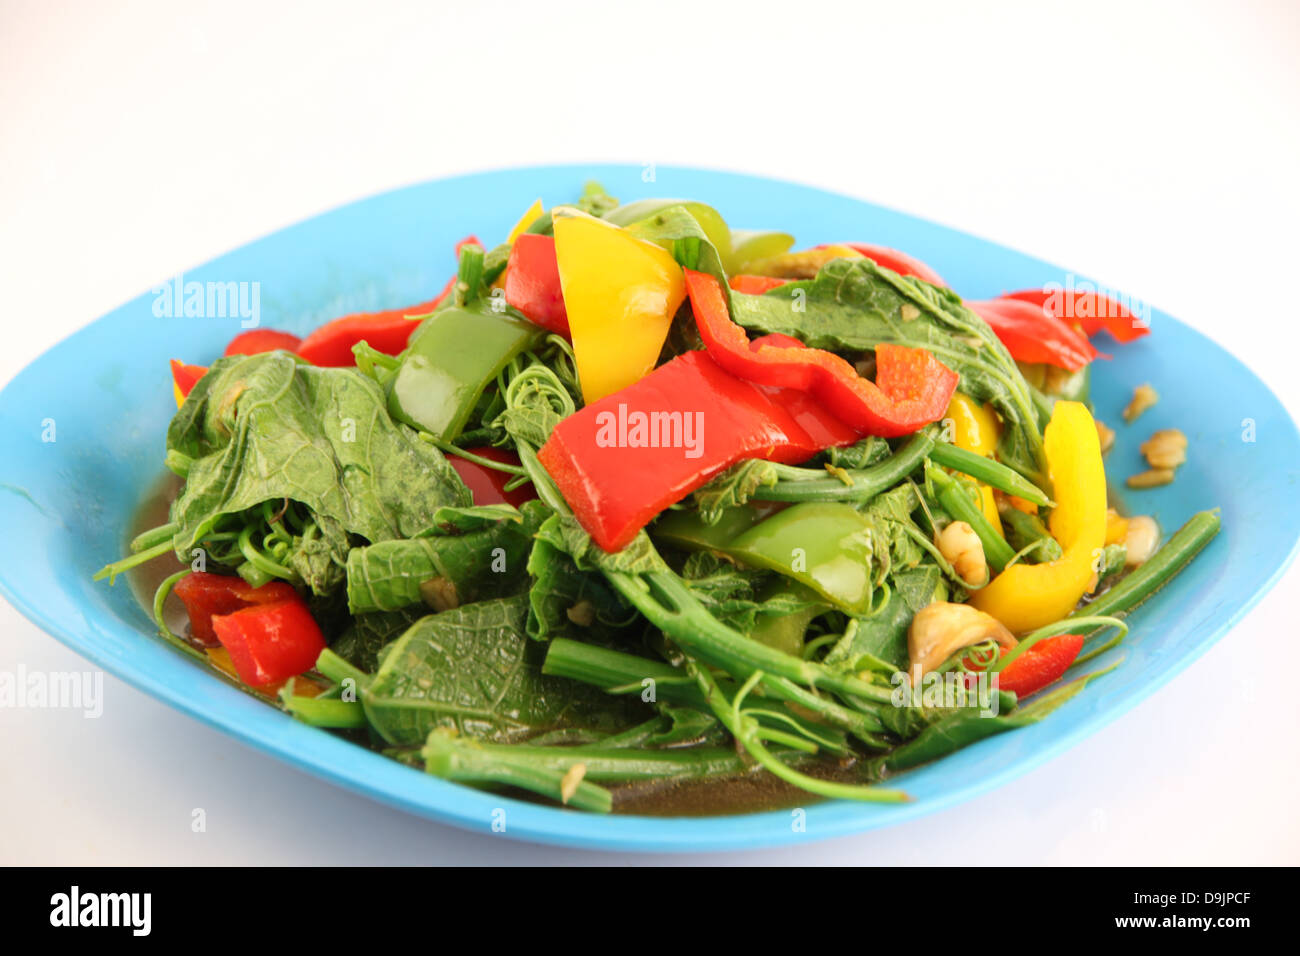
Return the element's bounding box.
[2,165,1297,851]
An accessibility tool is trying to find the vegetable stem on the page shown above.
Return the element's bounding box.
[1072,510,1221,627]
[755,432,934,503]
[928,465,1017,572]
[928,441,1051,506]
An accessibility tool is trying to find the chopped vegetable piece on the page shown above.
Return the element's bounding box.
[504,234,569,337]
[224,328,302,357]
[966,298,1102,372]
[995,633,1084,697]
[387,303,543,441]
[211,598,326,687]
[970,401,1107,633]
[729,274,789,295]
[295,290,450,367]
[537,350,856,552]
[507,199,545,244]
[553,213,686,403]
[172,572,299,647]
[447,446,537,507]
[170,359,208,407]
[1000,287,1150,343]
[685,269,958,438]
[728,503,878,614]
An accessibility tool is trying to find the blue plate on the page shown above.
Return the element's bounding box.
[2,165,1297,852]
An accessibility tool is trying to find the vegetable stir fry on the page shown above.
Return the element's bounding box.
[97,183,1219,813]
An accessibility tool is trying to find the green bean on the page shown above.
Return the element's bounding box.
[928,441,1051,506]
[1071,510,1221,629]
[928,466,1017,572]
[753,431,935,502]
[999,504,1063,562]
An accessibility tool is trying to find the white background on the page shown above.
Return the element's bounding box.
[2,0,1297,865]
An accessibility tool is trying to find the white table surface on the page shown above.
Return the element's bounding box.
[2,0,1297,865]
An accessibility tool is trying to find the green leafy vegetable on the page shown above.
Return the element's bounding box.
[167,352,469,573]
[360,595,648,746]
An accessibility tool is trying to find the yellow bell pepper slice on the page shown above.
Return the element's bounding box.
[970,400,1106,633]
[553,214,685,403]
[946,392,1003,533]
[507,198,545,245]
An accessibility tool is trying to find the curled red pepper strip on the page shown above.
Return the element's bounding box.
[999,287,1150,344]
[685,269,958,438]
[967,297,1104,372]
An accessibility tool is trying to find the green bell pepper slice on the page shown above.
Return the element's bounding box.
[652,505,767,552]
[388,303,542,441]
[728,503,877,615]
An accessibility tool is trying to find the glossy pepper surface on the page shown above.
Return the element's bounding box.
[966,297,1101,372]
[172,572,299,647]
[727,503,878,614]
[970,401,1107,633]
[504,234,569,337]
[945,392,1003,532]
[387,302,542,441]
[684,269,959,438]
[552,213,686,404]
[211,597,326,687]
[996,633,1084,697]
[537,350,856,552]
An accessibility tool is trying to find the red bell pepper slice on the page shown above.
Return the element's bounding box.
[211,598,326,687]
[962,632,1084,698]
[223,328,303,357]
[966,298,1103,372]
[504,234,569,337]
[997,633,1084,697]
[172,572,298,647]
[999,288,1150,344]
[449,446,538,507]
[819,243,947,287]
[686,269,958,438]
[295,288,449,367]
[538,349,858,552]
[170,359,208,401]
[729,274,790,295]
